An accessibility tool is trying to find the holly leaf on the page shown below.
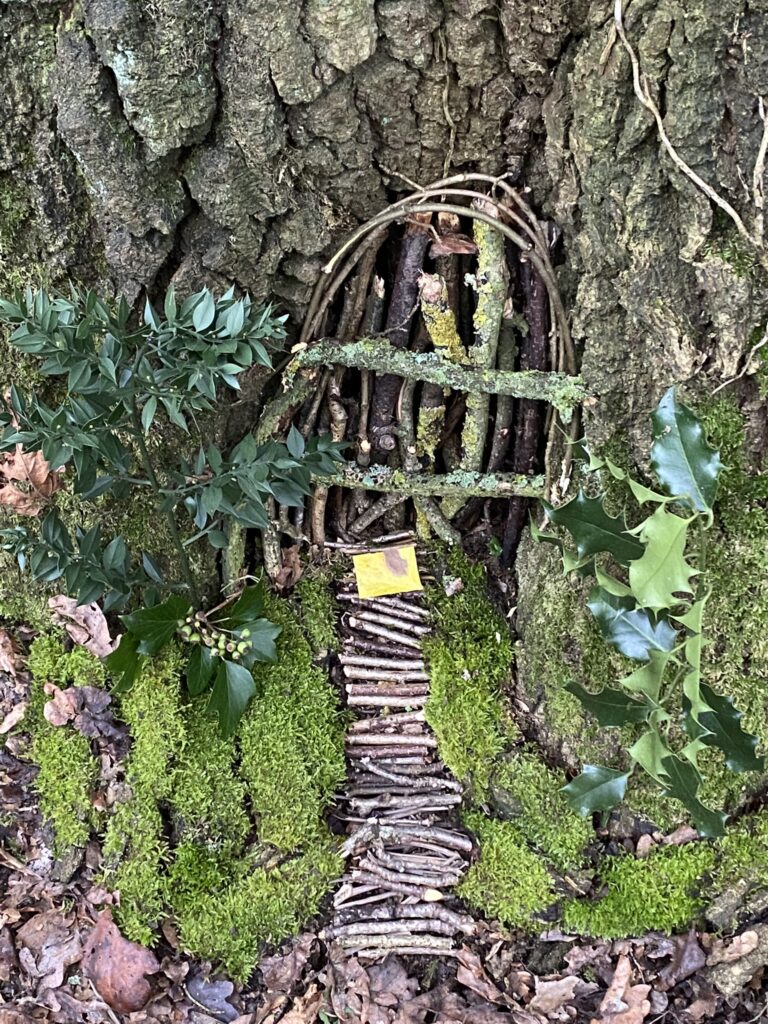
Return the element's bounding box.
[121,595,191,655]
[660,754,727,837]
[628,506,697,612]
[620,649,671,702]
[187,645,216,697]
[629,727,672,784]
[105,633,144,693]
[695,682,764,773]
[209,660,256,737]
[650,387,723,512]
[545,490,644,566]
[562,764,630,818]
[587,586,678,661]
[565,681,651,727]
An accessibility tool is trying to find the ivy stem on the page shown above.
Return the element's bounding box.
[131,405,199,606]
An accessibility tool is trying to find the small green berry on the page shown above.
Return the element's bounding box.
[240,628,251,639]
[236,641,249,654]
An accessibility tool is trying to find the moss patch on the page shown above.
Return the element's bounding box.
[489,749,592,872]
[175,837,342,983]
[295,570,338,654]
[458,811,556,930]
[26,637,103,851]
[563,843,716,938]
[239,594,345,850]
[424,549,514,799]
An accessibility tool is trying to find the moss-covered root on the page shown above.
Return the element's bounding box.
[489,749,593,872]
[423,549,514,799]
[458,811,556,930]
[26,637,106,851]
[419,272,466,363]
[443,201,509,518]
[563,843,715,938]
[174,837,343,983]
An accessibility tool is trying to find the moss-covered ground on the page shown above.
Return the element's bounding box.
[23,575,344,981]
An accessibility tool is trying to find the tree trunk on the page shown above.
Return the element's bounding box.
[3,0,768,821]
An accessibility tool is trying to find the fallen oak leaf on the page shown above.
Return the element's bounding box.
[591,954,650,1024]
[48,596,116,658]
[0,630,20,677]
[16,910,83,994]
[82,908,159,1013]
[529,975,593,1015]
[707,929,760,966]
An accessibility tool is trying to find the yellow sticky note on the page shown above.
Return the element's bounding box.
[352,544,423,599]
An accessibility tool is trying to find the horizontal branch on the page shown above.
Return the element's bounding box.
[287,338,585,417]
[316,464,545,498]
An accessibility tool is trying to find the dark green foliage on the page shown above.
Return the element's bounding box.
[0,286,344,610]
[537,388,759,836]
[651,387,723,512]
[107,583,282,734]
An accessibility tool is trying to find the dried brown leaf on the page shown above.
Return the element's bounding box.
[0,448,62,516]
[274,545,304,590]
[455,947,508,1006]
[429,233,478,257]
[0,630,19,677]
[187,975,238,1022]
[48,596,116,657]
[82,909,159,1013]
[258,932,316,994]
[278,983,323,1024]
[0,701,27,734]
[43,683,79,727]
[16,910,83,993]
[591,955,650,1024]
[707,929,760,966]
[529,975,581,1015]
[658,929,705,990]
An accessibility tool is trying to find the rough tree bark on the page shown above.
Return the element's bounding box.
[3,0,768,815]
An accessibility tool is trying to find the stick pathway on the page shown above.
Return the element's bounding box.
[326,574,477,958]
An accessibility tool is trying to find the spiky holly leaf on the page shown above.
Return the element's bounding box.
[628,506,697,612]
[587,586,678,661]
[545,490,644,566]
[620,649,671,702]
[693,682,764,773]
[565,681,652,727]
[562,764,630,818]
[650,387,723,512]
[660,754,727,837]
[629,727,672,784]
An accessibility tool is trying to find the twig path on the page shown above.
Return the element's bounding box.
[325,570,477,958]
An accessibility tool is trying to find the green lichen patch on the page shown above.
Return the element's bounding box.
[423,550,514,799]
[489,749,593,872]
[173,837,342,984]
[458,811,556,931]
[563,843,716,938]
[239,594,346,850]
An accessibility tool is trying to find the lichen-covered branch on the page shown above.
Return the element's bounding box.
[286,340,585,417]
[419,273,466,362]
[316,465,545,498]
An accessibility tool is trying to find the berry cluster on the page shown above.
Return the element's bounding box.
[179,613,251,660]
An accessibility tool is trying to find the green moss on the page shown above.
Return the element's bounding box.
[694,397,768,809]
[238,595,345,849]
[102,649,185,943]
[295,570,338,654]
[175,837,342,983]
[563,843,715,938]
[490,749,592,871]
[423,550,513,799]
[171,699,249,855]
[458,811,556,930]
[26,637,102,851]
